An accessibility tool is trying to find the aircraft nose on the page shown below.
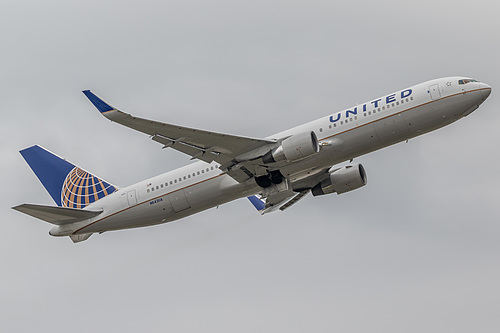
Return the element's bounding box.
[479,82,492,100]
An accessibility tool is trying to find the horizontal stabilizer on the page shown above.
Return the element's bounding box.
[12,203,102,225]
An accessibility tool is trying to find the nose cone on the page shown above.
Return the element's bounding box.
[479,82,492,100]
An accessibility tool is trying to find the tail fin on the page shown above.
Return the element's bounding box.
[20,145,117,209]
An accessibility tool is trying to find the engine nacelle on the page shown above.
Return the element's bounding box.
[263,131,320,164]
[312,163,367,196]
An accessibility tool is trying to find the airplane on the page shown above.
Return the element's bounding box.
[12,77,491,243]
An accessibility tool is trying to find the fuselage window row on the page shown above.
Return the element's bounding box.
[146,166,216,193]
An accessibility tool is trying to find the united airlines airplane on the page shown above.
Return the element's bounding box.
[13,77,491,242]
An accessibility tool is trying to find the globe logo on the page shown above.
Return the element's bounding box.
[61,167,116,209]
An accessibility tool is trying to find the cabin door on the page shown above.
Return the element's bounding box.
[429,84,441,100]
[127,190,137,206]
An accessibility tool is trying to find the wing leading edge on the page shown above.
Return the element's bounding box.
[82,90,276,182]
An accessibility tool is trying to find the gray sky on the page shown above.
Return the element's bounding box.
[2,0,500,332]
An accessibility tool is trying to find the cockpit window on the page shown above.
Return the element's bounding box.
[458,78,479,85]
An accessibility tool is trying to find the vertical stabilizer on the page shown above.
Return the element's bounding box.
[20,145,117,209]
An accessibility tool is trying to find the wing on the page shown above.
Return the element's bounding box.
[83,90,277,182]
[248,190,310,214]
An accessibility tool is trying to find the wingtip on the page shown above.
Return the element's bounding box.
[247,195,265,212]
[82,90,115,113]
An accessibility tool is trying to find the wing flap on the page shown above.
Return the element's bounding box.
[278,190,309,211]
[12,204,103,225]
[151,134,219,163]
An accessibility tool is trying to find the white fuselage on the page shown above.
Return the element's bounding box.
[50,77,491,236]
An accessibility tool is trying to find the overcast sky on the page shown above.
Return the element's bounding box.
[2,1,500,332]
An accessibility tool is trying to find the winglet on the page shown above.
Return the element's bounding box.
[247,195,265,213]
[82,90,115,113]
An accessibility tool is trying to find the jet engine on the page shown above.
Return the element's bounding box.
[262,131,320,164]
[312,164,367,196]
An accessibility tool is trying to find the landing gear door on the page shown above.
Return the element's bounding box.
[429,84,441,100]
[127,190,137,206]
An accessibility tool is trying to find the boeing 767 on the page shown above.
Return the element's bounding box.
[13,77,491,242]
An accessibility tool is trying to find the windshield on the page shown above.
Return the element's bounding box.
[458,78,479,85]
